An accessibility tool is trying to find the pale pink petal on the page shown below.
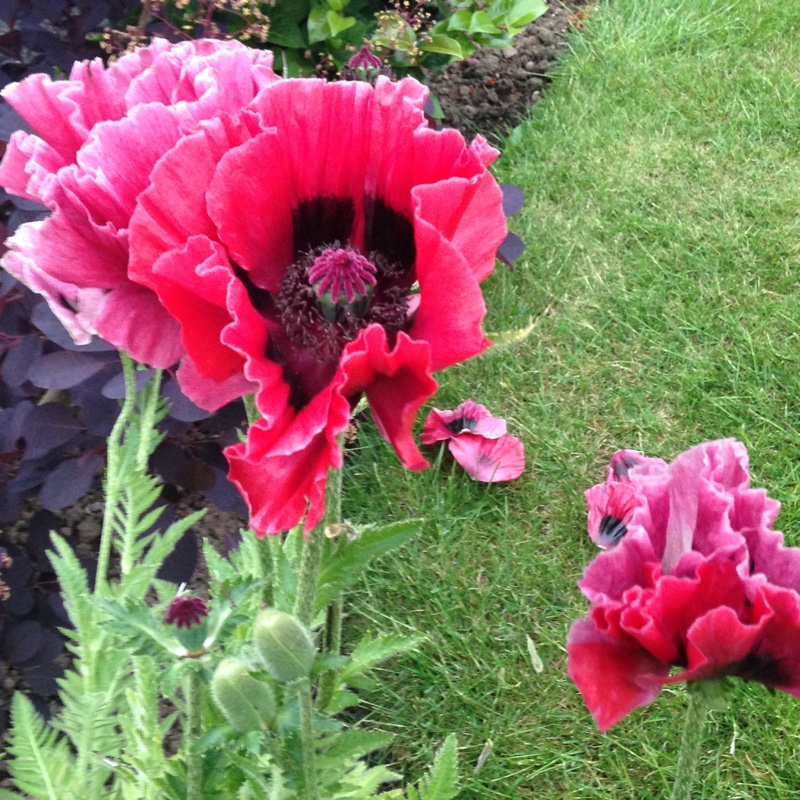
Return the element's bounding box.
[0,131,63,202]
[93,283,183,369]
[448,432,525,482]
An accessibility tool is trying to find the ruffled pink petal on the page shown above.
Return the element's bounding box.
[210,79,376,290]
[421,399,507,444]
[0,131,63,202]
[176,356,255,413]
[675,583,800,694]
[128,113,260,287]
[410,201,491,371]
[412,170,505,284]
[225,385,350,537]
[92,283,183,368]
[448,432,525,482]
[69,103,182,230]
[125,39,276,117]
[1,73,89,162]
[1,242,103,345]
[567,617,668,732]
[8,194,129,289]
[339,326,437,471]
[150,236,244,383]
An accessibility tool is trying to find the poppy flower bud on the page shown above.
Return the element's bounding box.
[253,609,315,683]
[211,659,277,733]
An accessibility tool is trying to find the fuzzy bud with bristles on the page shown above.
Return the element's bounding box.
[211,659,277,732]
[253,609,315,683]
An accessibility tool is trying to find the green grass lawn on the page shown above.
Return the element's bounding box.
[341,0,800,796]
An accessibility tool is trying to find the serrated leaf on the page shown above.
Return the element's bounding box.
[316,519,422,610]
[339,633,423,685]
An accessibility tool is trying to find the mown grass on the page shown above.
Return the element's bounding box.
[342,0,800,796]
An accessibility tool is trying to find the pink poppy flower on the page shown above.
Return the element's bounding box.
[123,75,507,535]
[568,439,800,731]
[0,38,278,368]
[421,399,507,444]
[448,432,525,483]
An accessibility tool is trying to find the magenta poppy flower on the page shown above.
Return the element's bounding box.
[568,439,800,731]
[448,432,525,483]
[421,399,507,444]
[422,401,524,482]
[123,75,506,535]
[0,39,278,369]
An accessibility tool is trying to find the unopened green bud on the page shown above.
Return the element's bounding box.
[253,609,315,683]
[211,659,276,733]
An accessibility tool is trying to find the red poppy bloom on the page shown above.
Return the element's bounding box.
[124,76,507,535]
[568,439,800,731]
[0,39,278,368]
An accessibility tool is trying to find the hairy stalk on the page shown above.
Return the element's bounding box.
[316,452,344,709]
[670,689,710,800]
[95,353,138,596]
[297,678,319,800]
[185,669,204,800]
[293,436,344,625]
[135,369,162,471]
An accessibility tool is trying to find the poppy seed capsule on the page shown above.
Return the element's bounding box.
[253,609,315,683]
[211,659,276,733]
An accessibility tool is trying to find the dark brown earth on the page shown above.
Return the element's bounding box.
[425,0,592,139]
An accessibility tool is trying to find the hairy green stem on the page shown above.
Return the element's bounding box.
[186,668,204,800]
[293,455,343,627]
[297,678,319,800]
[95,353,138,596]
[292,518,326,628]
[670,689,710,800]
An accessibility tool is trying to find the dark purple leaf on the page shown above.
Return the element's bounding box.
[23,659,64,696]
[0,399,33,452]
[161,377,212,422]
[101,367,155,399]
[31,302,115,352]
[223,528,243,557]
[0,486,24,524]
[2,332,42,387]
[500,184,525,217]
[3,619,44,665]
[26,509,61,569]
[9,457,52,491]
[497,232,525,269]
[28,350,110,389]
[198,400,246,435]
[74,391,120,437]
[206,468,247,517]
[40,591,70,627]
[150,441,191,487]
[20,403,82,459]
[2,548,32,589]
[157,528,198,585]
[1,584,34,616]
[39,452,103,511]
[15,627,63,669]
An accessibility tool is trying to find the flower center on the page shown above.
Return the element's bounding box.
[446,415,478,434]
[308,247,377,318]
